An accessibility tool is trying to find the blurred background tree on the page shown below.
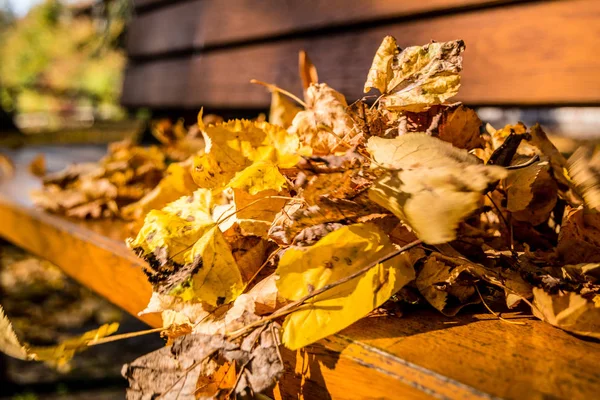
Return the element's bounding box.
[0,0,130,133]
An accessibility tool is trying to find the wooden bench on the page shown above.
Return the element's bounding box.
[2,0,600,398]
[1,147,599,399]
[123,0,600,110]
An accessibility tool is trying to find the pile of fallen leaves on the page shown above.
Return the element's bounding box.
[30,119,205,219]
[7,35,600,398]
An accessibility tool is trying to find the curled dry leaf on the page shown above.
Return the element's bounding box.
[568,146,600,211]
[416,254,478,316]
[436,104,484,150]
[289,83,360,155]
[299,50,319,91]
[276,223,415,350]
[557,206,600,264]
[367,134,507,244]
[505,161,558,226]
[364,36,465,111]
[532,287,600,339]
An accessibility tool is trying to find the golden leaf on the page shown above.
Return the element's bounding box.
[228,160,288,196]
[1,304,118,368]
[367,134,507,244]
[0,305,28,360]
[367,133,479,169]
[127,190,244,306]
[277,223,415,350]
[364,35,399,95]
[532,287,600,339]
[192,120,300,190]
[364,36,465,111]
[269,91,301,129]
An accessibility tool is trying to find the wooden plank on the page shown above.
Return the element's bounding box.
[126,0,509,57]
[0,146,161,328]
[1,145,600,399]
[122,0,600,108]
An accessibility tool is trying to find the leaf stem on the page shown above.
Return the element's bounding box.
[87,327,164,347]
[251,80,307,108]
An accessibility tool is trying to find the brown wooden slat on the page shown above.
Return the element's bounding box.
[126,0,517,57]
[132,0,168,10]
[1,146,600,399]
[122,0,600,108]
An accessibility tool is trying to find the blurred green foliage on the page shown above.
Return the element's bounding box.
[0,0,126,116]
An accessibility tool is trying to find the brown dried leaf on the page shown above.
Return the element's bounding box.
[505,161,558,225]
[195,361,236,400]
[416,255,477,316]
[122,334,229,400]
[28,154,46,177]
[437,104,484,150]
[299,50,319,91]
[557,206,600,264]
[568,146,600,211]
[532,288,600,339]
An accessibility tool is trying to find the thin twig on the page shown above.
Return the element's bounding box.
[505,154,540,170]
[485,193,509,229]
[87,327,164,346]
[243,246,282,291]
[216,195,301,226]
[475,285,525,325]
[157,348,220,399]
[250,80,307,108]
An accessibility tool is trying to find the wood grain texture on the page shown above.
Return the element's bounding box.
[1,146,600,399]
[122,0,600,108]
[126,0,506,57]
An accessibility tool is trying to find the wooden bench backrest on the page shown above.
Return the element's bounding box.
[122,0,600,110]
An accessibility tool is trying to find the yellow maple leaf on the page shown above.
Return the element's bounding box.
[367,134,507,244]
[276,223,415,350]
[192,120,300,190]
[364,36,465,111]
[127,189,244,306]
